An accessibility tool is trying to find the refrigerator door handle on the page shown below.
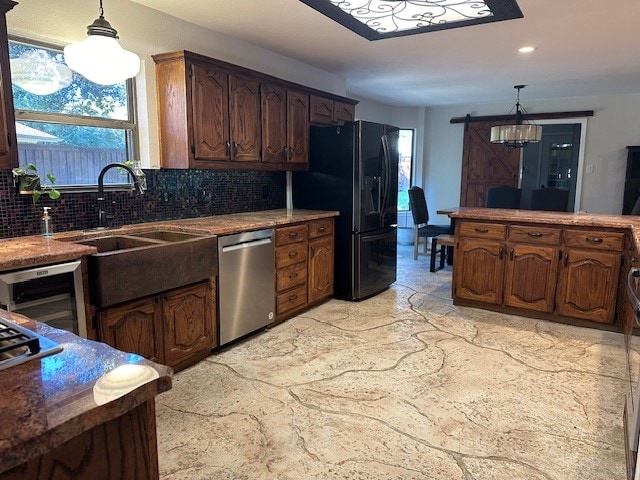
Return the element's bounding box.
[380,135,392,223]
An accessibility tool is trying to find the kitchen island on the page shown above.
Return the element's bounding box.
[0,310,172,479]
[447,207,640,331]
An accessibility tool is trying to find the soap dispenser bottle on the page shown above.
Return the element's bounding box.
[42,207,53,237]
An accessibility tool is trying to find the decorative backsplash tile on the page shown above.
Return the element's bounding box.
[0,169,286,239]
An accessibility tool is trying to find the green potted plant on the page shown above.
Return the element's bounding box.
[12,163,60,203]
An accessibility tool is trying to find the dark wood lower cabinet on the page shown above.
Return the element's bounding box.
[308,236,334,304]
[504,244,559,313]
[3,401,159,480]
[98,279,216,371]
[453,239,504,305]
[555,249,621,323]
[98,297,164,364]
[163,280,215,370]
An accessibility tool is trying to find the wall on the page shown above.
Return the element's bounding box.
[425,93,640,224]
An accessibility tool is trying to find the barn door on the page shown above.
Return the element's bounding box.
[459,121,521,207]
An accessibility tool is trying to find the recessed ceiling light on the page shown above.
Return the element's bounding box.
[518,46,536,53]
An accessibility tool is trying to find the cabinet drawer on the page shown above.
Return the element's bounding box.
[509,225,561,245]
[458,221,506,240]
[276,284,307,315]
[308,218,334,239]
[564,229,624,251]
[277,262,307,292]
[276,243,307,268]
[276,224,308,246]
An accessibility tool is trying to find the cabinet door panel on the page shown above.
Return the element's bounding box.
[229,74,262,162]
[308,236,334,303]
[556,249,621,323]
[98,297,163,363]
[504,244,559,312]
[0,4,16,169]
[262,83,287,164]
[309,95,333,124]
[163,281,214,368]
[454,239,504,305]
[287,90,309,164]
[191,64,230,161]
[334,101,355,124]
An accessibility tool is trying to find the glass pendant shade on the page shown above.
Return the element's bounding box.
[11,52,73,95]
[64,36,139,85]
[64,0,140,86]
[490,124,542,146]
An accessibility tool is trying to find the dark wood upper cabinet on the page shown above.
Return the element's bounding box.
[0,0,17,169]
[153,50,356,171]
[191,63,230,162]
[229,74,261,162]
[262,83,287,164]
[310,94,355,126]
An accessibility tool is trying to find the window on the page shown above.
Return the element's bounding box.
[9,38,138,188]
[397,129,414,211]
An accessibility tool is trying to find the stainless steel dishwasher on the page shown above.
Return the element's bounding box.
[217,229,275,346]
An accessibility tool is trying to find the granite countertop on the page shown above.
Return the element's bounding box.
[446,207,640,251]
[0,209,339,272]
[0,310,173,474]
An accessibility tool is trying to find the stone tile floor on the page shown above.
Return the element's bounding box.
[156,244,632,479]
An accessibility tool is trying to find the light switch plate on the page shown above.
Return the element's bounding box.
[586,164,594,174]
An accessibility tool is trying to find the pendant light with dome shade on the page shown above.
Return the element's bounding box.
[63,0,140,86]
[490,85,542,148]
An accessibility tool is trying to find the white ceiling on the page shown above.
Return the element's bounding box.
[130,0,640,107]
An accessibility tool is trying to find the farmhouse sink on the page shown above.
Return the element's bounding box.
[73,232,218,308]
[129,230,205,242]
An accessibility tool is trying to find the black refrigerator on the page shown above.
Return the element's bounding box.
[293,120,399,300]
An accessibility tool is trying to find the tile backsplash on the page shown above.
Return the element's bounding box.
[0,169,286,239]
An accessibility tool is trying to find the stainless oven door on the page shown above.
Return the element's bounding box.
[0,261,86,337]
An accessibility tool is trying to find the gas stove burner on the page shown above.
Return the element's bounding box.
[0,318,62,371]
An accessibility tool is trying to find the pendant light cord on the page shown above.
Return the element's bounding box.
[99,0,104,18]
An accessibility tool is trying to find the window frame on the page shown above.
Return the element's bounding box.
[9,35,140,192]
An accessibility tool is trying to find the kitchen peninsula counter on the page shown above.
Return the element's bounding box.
[0,310,172,478]
[445,207,640,332]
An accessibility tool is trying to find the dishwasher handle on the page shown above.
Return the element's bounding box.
[221,237,272,253]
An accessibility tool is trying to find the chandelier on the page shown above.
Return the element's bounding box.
[490,85,542,148]
[64,0,140,85]
[299,0,523,40]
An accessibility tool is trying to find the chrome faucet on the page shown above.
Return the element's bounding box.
[97,163,146,229]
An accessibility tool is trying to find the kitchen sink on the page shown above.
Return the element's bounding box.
[70,232,218,308]
[129,230,205,242]
[75,235,162,252]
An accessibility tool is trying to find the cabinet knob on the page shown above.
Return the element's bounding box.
[527,232,543,238]
[563,252,568,266]
[289,232,298,238]
[509,248,514,261]
[499,246,504,259]
[289,252,298,258]
[318,226,326,232]
[289,272,298,279]
[586,237,603,244]
[475,228,489,234]
[233,142,239,157]
[225,141,231,156]
[288,294,298,301]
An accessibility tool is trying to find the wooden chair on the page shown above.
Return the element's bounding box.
[430,234,455,272]
[408,186,450,260]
